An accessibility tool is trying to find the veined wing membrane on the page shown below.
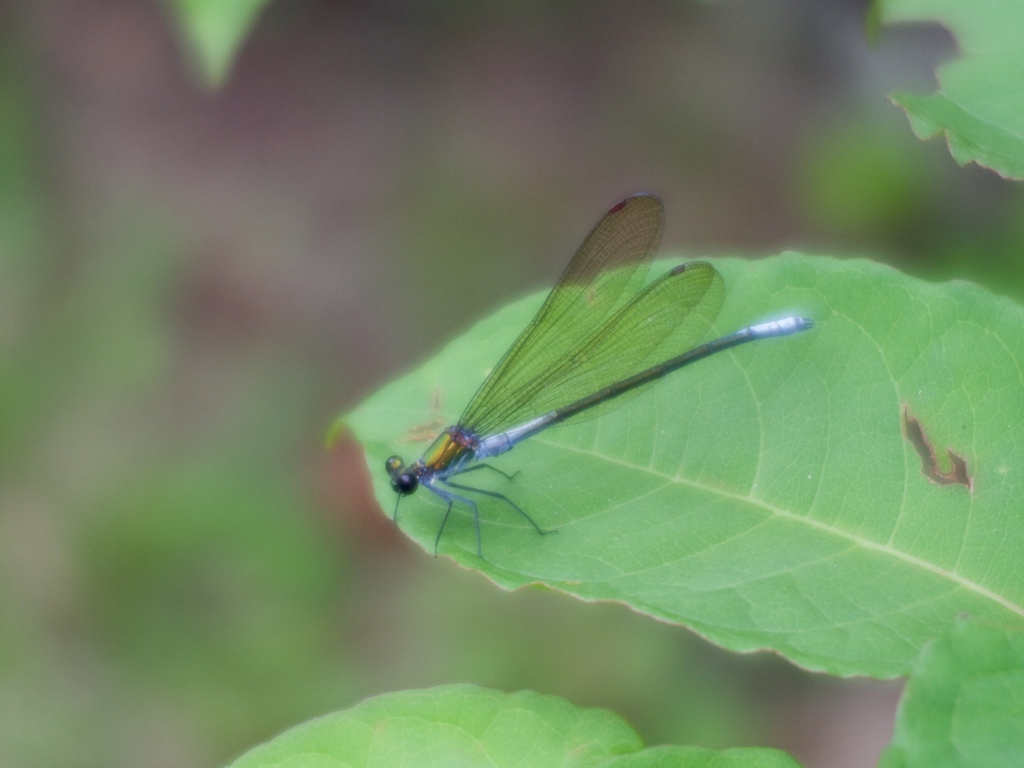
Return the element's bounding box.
[460,194,664,434]
[465,260,725,436]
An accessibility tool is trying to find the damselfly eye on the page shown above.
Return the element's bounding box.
[391,472,418,495]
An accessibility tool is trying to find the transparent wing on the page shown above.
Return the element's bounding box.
[459,193,724,436]
[459,193,663,432]
[465,260,723,435]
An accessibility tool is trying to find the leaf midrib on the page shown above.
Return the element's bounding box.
[549,437,1024,619]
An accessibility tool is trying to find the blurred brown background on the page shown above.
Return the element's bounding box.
[2,1,1021,767]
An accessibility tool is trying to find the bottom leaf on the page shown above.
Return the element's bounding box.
[228,684,801,768]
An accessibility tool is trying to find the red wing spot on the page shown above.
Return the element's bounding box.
[607,200,628,214]
[902,406,973,491]
[397,418,446,444]
[397,389,447,443]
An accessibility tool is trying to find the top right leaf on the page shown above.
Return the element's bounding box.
[879,0,1024,179]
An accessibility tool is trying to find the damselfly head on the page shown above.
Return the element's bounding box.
[386,455,419,495]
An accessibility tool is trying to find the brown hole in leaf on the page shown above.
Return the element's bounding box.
[901,406,973,491]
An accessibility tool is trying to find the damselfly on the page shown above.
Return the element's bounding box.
[387,194,813,557]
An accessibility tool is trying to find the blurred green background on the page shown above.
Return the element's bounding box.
[2,2,1021,767]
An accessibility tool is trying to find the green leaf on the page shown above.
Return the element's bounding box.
[879,0,1024,179]
[881,618,1024,768]
[338,254,1024,678]
[164,0,272,87]
[228,684,802,768]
